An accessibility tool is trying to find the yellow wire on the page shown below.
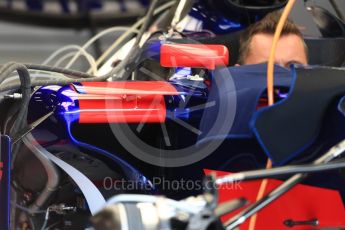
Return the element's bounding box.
[249,0,297,229]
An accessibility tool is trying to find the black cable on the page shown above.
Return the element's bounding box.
[0,63,32,137]
[0,63,32,173]
[0,63,95,93]
[0,63,96,80]
[329,0,345,21]
[136,0,159,48]
[116,0,160,80]
[225,174,305,229]
[217,159,345,184]
[0,62,115,93]
[0,60,126,155]
[0,62,107,167]
[0,62,22,84]
[25,64,95,79]
[0,60,125,167]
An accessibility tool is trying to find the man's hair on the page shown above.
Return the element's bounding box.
[237,11,307,64]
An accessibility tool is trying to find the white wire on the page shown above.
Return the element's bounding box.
[12,202,46,214]
[53,52,76,67]
[87,0,176,74]
[42,45,94,66]
[41,44,98,74]
[53,51,98,75]
[65,27,139,70]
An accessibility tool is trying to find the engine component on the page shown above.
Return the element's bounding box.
[91,194,223,230]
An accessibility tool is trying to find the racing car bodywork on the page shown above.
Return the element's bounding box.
[1,0,345,229]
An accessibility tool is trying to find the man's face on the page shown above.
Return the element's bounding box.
[243,33,308,67]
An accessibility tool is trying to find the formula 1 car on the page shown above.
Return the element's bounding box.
[1,0,345,229]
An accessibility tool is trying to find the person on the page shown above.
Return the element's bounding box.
[237,11,308,67]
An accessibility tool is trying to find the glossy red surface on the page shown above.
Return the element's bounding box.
[160,44,229,70]
[77,82,179,123]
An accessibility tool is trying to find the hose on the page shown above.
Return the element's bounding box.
[0,63,31,136]
[0,63,106,93]
[53,51,97,75]
[113,0,160,80]
[64,27,137,70]
[89,0,176,75]
[329,0,345,21]
[41,45,98,75]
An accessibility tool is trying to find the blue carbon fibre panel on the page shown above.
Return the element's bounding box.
[199,64,292,140]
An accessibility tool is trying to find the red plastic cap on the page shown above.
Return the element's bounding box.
[160,44,229,70]
[77,82,179,124]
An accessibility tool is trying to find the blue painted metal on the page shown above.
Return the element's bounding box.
[30,82,208,125]
[0,135,11,230]
[188,2,244,35]
[29,85,155,191]
[184,0,277,35]
[64,117,153,188]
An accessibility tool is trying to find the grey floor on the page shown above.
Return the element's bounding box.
[0,22,91,64]
[0,0,142,64]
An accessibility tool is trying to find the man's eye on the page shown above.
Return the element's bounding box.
[286,61,303,67]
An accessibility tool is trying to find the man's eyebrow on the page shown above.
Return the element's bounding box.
[256,61,269,65]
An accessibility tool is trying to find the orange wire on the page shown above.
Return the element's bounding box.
[248,0,297,229]
[267,0,297,106]
[248,160,272,230]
